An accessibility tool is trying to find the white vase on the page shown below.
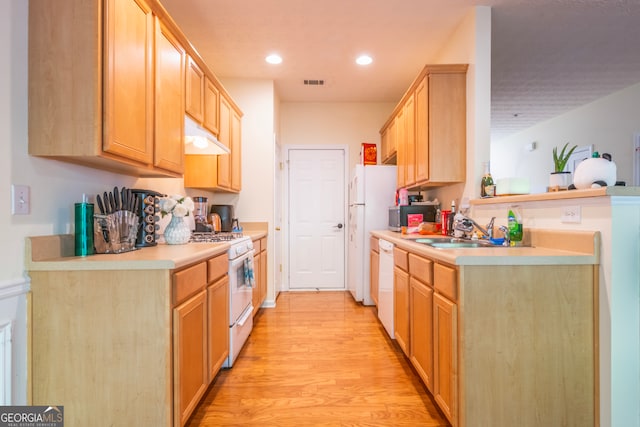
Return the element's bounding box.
[164,215,191,245]
[549,171,572,190]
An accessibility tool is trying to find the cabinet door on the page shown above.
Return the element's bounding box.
[393,266,410,356]
[370,249,379,306]
[217,95,232,189]
[259,248,267,308]
[208,275,229,380]
[428,72,466,183]
[185,56,204,122]
[173,290,208,427]
[103,0,153,164]
[414,77,429,183]
[433,292,457,426]
[404,93,416,186]
[380,128,389,164]
[230,107,242,192]
[154,19,185,174]
[395,108,406,189]
[410,277,433,391]
[252,251,262,316]
[387,119,396,162]
[203,77,220,135]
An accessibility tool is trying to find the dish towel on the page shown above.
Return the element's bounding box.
[244,257,255,288]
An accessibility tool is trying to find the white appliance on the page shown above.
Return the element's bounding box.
[378,238,395,338]
[347,164,397,305]
[223,236,255,368]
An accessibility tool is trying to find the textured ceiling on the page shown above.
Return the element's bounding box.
[160,0,640,141]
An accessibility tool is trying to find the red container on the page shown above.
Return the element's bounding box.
[361,143,377,165]
[441,210,452,235]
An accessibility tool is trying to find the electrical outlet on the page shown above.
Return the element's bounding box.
[11,184,30,215]
[561,205,581,223]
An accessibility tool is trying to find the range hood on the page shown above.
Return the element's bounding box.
[184,115,230,155]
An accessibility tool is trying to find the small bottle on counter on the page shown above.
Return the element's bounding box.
[481,162,495,197]
[74,194,95,256]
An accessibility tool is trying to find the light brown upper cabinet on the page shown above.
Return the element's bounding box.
[380,64,467,189]
[203,77,220,136]
[184,93,243,193]
[154,18,186,174]
[185,56,205,123]
[29,0,188,177]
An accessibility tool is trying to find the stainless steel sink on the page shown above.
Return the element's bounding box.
[415,237,502,249]
[428,241,496,249]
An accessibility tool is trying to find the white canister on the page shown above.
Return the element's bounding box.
[573,156,617,189]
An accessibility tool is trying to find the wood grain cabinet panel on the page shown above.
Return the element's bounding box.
[154,19,185,174]
[208,275,229,380]
[203,77,220,135]
[379,64,467,188]
[410,276,434,392]
[173,290,208,427]
[433,292,457,426]
[370,237,380,307]
[185,56,204,122]
[29,0,192,177]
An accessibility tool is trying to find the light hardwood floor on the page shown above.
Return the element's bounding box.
[187,291,449,426]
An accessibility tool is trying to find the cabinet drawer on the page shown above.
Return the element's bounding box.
[173,262,207,306]
[409,254,433,286]
[252,238,261,253]
[207,254,228,284]
[393,247,409,272]
[370,236,379,253]
[434,263,457,301]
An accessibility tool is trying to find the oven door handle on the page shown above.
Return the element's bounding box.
[229,249,255,269]
[237,305,253,327]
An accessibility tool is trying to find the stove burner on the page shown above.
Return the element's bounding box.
[190,232,244,243]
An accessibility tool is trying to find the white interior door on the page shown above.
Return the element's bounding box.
[287,148,346,290]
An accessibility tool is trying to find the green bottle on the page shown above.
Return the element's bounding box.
[481,162,495,197]
[507,208,523,245]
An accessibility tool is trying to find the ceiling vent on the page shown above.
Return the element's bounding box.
[303,79,324,86]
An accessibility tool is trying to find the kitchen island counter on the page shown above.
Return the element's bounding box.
[371,228,599,266]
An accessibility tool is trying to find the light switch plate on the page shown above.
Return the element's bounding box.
[11,184,30,215]
[561,205,581,223]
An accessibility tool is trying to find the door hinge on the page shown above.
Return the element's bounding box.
[279,161,284,170]
[279,264,282,272]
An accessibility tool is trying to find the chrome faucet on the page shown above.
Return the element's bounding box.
[498,225,510,246]
[453,215,496,239]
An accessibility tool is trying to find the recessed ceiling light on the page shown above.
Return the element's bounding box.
[265,54,282,65]
[356,55,373,66]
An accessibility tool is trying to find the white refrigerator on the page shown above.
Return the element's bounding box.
[347,164,397,305]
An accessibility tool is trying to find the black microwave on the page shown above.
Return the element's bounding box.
[388,204,438,231]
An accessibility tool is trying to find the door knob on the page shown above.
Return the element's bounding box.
[335,223,343,229]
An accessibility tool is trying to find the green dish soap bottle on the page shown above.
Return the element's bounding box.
[507,207,523,246]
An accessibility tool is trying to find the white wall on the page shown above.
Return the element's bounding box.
[492,82,640,193]
[279,102,395,172]
[423,6,492,209]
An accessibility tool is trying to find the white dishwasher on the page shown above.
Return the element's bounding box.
[378,239,394,339]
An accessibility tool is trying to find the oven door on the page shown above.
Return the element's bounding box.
[228,249,255,324]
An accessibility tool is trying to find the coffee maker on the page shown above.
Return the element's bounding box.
[193,197,211,232]
[210,204,234,232]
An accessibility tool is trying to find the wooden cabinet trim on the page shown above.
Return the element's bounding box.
[207,254,228,284]
[434,262,457,301]
[408,253,433,286]
[173,262,207,306]
[393,247,409,272]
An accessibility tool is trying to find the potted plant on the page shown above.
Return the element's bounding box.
[550,142,578,190]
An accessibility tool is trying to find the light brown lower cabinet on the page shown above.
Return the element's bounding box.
[370,237,380,306]
[173,290,208,426]
[409,277,433,391]
[29,237,231,427]
[393,247,410,356]
[252,236,268,316]
[393,243,597,427]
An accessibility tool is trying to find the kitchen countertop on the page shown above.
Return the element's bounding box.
[471,186,640,205]
[26,230,267,272]
[371,229,599,266]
